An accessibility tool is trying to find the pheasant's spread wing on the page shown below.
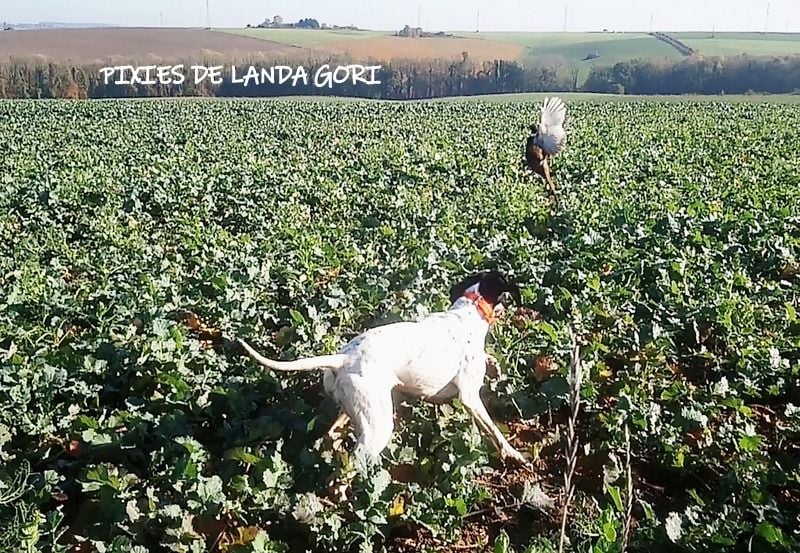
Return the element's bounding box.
[534,96,567,156]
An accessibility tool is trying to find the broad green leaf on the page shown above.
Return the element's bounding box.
[607,485,624,513]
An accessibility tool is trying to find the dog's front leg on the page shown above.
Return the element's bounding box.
[460,390,529,467]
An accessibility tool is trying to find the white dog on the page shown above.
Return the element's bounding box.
[237,271,529,466]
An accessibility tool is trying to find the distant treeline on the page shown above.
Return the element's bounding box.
[1,53,799,99]
[584,55,800,95]
[0,54,576,99]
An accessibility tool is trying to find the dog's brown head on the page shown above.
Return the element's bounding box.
[449,271,522,308]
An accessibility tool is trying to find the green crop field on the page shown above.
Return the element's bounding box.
[458,32,654,47]
[457,31,681,62]
[429,92,800,103]
[673,32,800,57]
[1,98,799,553]
[220,28,388,47]
[452,32,682,84]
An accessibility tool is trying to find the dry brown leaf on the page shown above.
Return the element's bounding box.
[185,311,202,331]
[781,262,798,281]
[532,355,556,381]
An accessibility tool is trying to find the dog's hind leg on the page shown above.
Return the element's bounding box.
[346,384,394,460]
[356,410,394,459]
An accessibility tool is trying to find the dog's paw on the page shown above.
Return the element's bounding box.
[485,354,502,379]
[501,448,531,469]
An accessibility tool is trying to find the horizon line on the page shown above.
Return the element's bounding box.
[5,23,800,34]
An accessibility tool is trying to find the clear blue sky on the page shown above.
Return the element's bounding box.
[2,0,797,32]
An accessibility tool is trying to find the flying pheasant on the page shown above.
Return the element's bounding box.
[524,96,567,197]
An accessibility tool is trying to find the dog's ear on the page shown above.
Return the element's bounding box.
[449,273,483,304]
[477,271,522,307]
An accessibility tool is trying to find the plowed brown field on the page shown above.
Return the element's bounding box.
[316,35,525,62]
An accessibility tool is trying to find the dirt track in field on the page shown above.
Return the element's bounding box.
[0,28,298,63]
[315,35,526,62]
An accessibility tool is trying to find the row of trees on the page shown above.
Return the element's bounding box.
[583,55,800,95]
[0,53,798,99]
[0,54,576,100]
[250,15,322,29]
[250,15,356,31]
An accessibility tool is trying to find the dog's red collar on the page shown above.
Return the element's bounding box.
[463,291,496,325]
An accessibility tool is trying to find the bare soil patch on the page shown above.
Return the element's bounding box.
[315,36,525,63]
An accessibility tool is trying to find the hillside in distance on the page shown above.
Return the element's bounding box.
[2,26,799,67]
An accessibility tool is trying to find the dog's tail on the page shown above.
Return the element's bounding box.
[237,338,348,372]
